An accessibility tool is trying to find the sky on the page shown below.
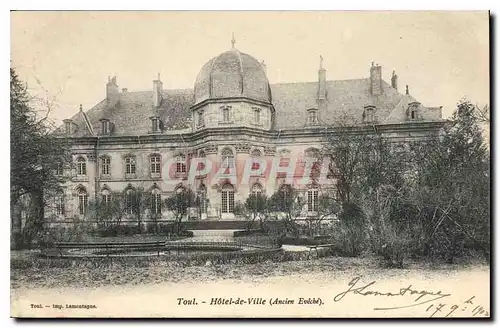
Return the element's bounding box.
[10,11,489,125]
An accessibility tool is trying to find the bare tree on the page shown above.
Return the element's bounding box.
[164,188,196,235]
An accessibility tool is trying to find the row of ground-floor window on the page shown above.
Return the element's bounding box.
[49,184,320,219]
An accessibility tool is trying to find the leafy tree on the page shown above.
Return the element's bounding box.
[414,100,490,262]
[164,188,196,234]
[234,193,269,231]
[268,185,305,237]
[86,192,126,235]
[127,187,150,233]
[10,68,71,247]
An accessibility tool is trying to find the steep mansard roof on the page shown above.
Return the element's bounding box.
[58,78,443,137]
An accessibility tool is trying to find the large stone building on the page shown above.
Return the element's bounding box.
[53,40,445,223]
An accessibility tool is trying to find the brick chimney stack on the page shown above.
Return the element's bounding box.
[153,73,163,108]
[391,70,398,90]
[370,62,383,96]
[317,55,327,101]
[106,76,119,108]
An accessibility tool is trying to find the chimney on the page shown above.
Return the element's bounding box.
[370,62,382,96]
[317,55,327,101]
[153,73,163,108]
[391,70,398,90]
[106,76,119,108]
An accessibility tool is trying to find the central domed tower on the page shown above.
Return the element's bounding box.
[191,39,274,131]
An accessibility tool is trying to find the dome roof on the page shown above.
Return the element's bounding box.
[194,48,272,105]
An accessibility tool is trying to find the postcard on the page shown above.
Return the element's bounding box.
[10,10,490,319]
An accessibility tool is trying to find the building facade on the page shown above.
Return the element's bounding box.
[53,42,445,223]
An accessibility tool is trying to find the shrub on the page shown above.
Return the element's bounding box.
[332,203,367,257]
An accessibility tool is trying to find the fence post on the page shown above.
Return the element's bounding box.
[157,241,160,257]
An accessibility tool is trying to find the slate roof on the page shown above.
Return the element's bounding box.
[58,78,442,137]
[194,49,271,105]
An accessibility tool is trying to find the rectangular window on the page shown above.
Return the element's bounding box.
[223,108,230,122]
[125,158,136,175]
[55,163,64,176]
[307,190,318,212]
[101,120,109,134]
[126,193,134,215]
[101,157,110,175]
[198,111,204,127]
[78,194,88,215]
[309,111,318,125]
[176,156,187,173]
[254,109,260,124]
[56,196,65,216]
[102,193,111,206]
[151,193,162,215]
[65,121,71,134]
[150,155,161,176]
[152,118,159,132]
[77,162,86,176]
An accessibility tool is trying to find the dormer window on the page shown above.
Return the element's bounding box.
[100,119,110,135]
[150,116,162,133]
[363,105,376,123]
[408,102,421,121]
[63,119,72,135]
[307,109,319,125]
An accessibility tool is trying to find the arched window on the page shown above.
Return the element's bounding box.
[365,107,375,123]
[175,186,186,194]
[307,109,319,125]
[198,184,207,214]
[305,148,320,160]
[251,183,263,197]
[76,157,86,176]
[305,148,321,177]
[101,189,111,206]
[307,186,319,213]
[55,193,65,216]
[77,188,88,215]
[150,154,161,177]
[101,156,110,176]
[198,150,206,158]
[221,148,234,168]
[251,149,262,170]
[125,156,136,175]
[280,183,292,199]
[125,189,134,215]
[176,154,186,173]
[221,184,235,213]
[277,149,291,178]
[151,188,162,216]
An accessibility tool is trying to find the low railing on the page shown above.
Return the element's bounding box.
[40,239,278,258]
